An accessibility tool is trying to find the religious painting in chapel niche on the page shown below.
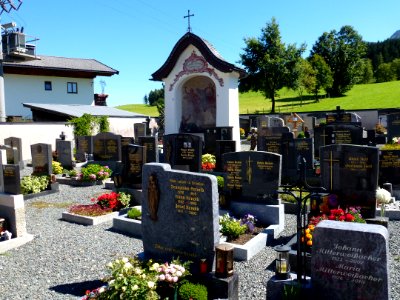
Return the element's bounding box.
[180,76,216,133]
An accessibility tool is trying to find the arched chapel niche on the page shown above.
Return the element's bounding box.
[179,76,216,132]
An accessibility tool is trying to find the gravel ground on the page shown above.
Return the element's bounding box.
[0,167,399,300]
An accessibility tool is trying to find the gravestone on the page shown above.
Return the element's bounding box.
[142,163,219,274]
[379,150,400,185]
[138,136,159,163]
[223,151,282,204]
[311,220,389,300]
[320,144,379,218]
[215,140,236,172]
[30,143,52,176]
[204,127,233,155]
[386,112,400,141]
[163,133,202,172]
[76,136,93,162]
[121,136,135,147]
[324,123,364,145]
[0,149,6,192]
[134,123,147,139]
[93,132,122,161]
[56,139,74,169]
[4,137,24,169]
[3,164,21,195]
[294,138,314,170]
[121,144,146,188]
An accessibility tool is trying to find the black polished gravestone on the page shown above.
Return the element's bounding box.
[134,123,147,139]
[386,112,400,141]
[223,151,282,204]
[120,144,146,188]
[294,138,314,170]
[56,139,74,170]
[75,136,93,162]
[379,150,400,185]
[324,123,364,145]
[142,163,219,274]
[121,137,135,147]
[30,143,52,176]
[163,134,202,172]
[320,144,379,218]
[93,132,122,161]
[215,140,236,172]
[138,136,159,163]
[2,164,21,194]
[4,137,24,169]
[204,127,233,155]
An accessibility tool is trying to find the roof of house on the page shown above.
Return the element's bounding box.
[3,55,119,78]
[151,32,246,81]
[22,103,146,118]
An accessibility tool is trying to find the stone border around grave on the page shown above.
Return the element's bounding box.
[61,208,129,226]
[0,234,35,254]
[56,178,105,187]
[23,183,60,200]
[111,214,142,237]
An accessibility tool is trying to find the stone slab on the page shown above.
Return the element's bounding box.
[0,234,34,254]
[61,210,126,226]
[112,214,142,237]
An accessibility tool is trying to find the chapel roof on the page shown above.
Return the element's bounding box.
[151,32,246,81]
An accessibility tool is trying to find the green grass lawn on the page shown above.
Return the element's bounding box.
[117,80,400,116]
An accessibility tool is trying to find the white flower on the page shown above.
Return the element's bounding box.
[376,188,391,204]
[124,262,133,269]
[132,284,139,291]
[176,270,182,277]
[148,281,155,289]
[134,268,142,275]
[122,286,127,292]
[121,257,129,263]
[108,280,115,285]
[98,287,106,293]
[106,262,113,268]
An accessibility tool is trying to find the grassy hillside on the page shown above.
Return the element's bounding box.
[117,81,400,116]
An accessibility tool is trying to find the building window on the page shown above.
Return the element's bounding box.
[67,82,78,94]
[44,81,52,91]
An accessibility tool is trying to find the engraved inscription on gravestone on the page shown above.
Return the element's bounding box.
[31,143,52,175]
[379,150,400,185]
[3,164,21,195]
[93,132,121,161]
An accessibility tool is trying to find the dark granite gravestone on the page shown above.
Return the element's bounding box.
[215,140,236,172]
[0,149,6,192]
[134,123,147,139]
[320,144,379,218]
[0,145,18,166]
[3,164,21,194]
[163,134,202,172]
[121,136,135,147]
[30,143,52,175]
[4,137,24,169]
[386,112,400,141]
[93,132,122,161]
[138,136,159,163]
[204,127,233,155]
[313,125,329,159]
[142,163,219,274]
[311,220,389,300]
[263,137,282,154]
[223,151,282,204]
[324,123,364,145]
[121,144,146,188]
[379,150,400,185]
[257,127,290,152]
[76,136,93,162]
[294,138,314,170]
[56,139,74,169]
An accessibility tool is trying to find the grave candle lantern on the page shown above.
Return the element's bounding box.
[274,244,291,280]
[215,244,234,278]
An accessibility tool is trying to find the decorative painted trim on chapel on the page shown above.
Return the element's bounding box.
[169,51,224,91]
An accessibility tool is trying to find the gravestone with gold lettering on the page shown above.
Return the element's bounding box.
[2,164,21,195]
[138,136,159,163]
[379,150,400,185]
[320,144,379,218]
[142,163,219,274]
[215,140,236,172]
[30,143,52,176]
[134,123,147,140]
[93,132,122,161]
[163,133,202,172]
[121,144,146,188]
[223,151,282,204]
[76,136,93,162]
[384,112,400,141]
[311,220,389,300]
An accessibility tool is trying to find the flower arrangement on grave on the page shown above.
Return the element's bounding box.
[68,191,131,217]
[376,187,392,217]
[20,175,49,195]
[381,136,400,150]
[240,127,245,138]
[201,153,216,171]
[219,213,258,241]
[303,206,366,250]
[52,161,63,175]
[78,164,112,182]
[82,256,191,300]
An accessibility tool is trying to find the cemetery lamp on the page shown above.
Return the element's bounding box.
[274,244,291,280]
[215,244,234,278]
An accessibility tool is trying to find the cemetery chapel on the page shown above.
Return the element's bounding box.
[151,26,246,150]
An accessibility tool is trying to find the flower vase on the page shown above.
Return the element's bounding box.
[380,204,385,218]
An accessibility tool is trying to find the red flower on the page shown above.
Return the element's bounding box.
[345,213,355,222]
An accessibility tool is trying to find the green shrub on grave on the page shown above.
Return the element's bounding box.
[20,175,49,195]
[52,161,63,175]
[127,207,141,220]
[178,281,208,300]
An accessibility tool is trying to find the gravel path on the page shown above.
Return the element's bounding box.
[0,168,399,299]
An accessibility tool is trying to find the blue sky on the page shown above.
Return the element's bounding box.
[2,0,399,107]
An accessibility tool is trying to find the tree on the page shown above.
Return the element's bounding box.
[239,18,305,113]
[391,58,400,80]
[294,58,316,105]
[310,25,366,97]
[375,63,396,83]
[147,88,164,106]
[143,95,149,105]
[308,54,333,101]
[356,58,374,84]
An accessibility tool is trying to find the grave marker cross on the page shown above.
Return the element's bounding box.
[184,9,194,32]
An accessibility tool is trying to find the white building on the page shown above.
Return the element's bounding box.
[2,55,118,119]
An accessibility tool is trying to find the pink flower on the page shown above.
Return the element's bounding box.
[158,274,165,281]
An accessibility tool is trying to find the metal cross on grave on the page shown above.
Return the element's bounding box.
[322,150,340,191]
[184,10,194,32]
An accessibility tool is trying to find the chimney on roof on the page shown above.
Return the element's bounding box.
[94,93,108,106]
